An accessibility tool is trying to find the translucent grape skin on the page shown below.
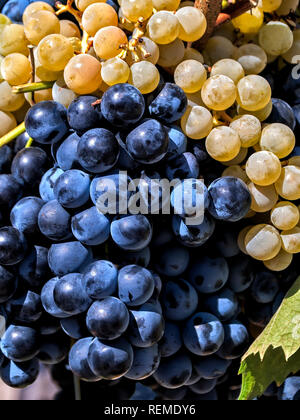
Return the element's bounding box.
[246,151,281,187]
[153,0,180,11]
[94,26,128,60]
[64,54,102,95]
[24,11,60,46]
[258,0,282,12]
[75,0,107,11]
[157,39,185,68]
[22,1,55,24]
[175,6,207,42]
[248,183,278,213]
[275,166,300,201]
[233,44,267,75]
[129,61,160,94]
[237,75,272,112]
[263,249,293,272]
[210,59,245,85]
[0,110,16,137]
[121,0,153,22]
[201,75,237,111]
[245,224,282,261]
[0,81,25,112]
[206,126,241,162]
[281,227,300,254]
[82,3,118,37]
[147,11,180,45]
[101,57,130,86]
[237,99,273,122]
[232,7,264,34]
[181,105,213,140]
[260,123,296,159]
[37,34,74,72]
[0,24,29,56]
[230,115,261,148]
[203,36,236,66]
[1,53,32,86]
[222,165,249,184]
[174,60,207,94]
[259,22,293,56]
[60,20,81,39]
[271,201,300,231]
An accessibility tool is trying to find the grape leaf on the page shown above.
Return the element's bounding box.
[239,277,300,400]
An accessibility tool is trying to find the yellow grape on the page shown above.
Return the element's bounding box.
[121,0,153,22]
[186,91,207,108]
[24,11,60,46]
[205,126,241,162]
[23,1,55,24]
[201,75,237,111]
[174,60,207,93]
[210,59,245,85]
[282,29,300,64]
[52,76,77,108]
[0,24,29,56]
[37,34,74,71]
[288,156,300,167]
[233,44,267,75]
[128,61,160,94]
[181,105,213,140]
[118,8,135,32]
[232,7,264,34]
[64,54,102,95]
[248,183,278,213]
[75,0,106,12]
[33,48,62,82]
[245,224,281,261]
[245,209,256,219]
[259,22,293,56]
[275,165,300,201]
[281,227,300,254]
[60,20,81,39]
[128,36,159,65]
[238,226,252,254]
[276,0,299,15]
[230,115,261,148]
[157,38,185,68]
[1,53,31,85]
[246,151,281,186]
[258,0,282,12]
[237,75,272,112]
[0,110,16,137]
[147,11,180,45]
[0,81,25,112]
[94,26,128,60]
[263,249,293,272]
[183,47,204,64]
[271,201,299,231]
[101,57,130,86]
[175,6,207,42]
[222,147,248,166]
[260,123,295,159]
[25,87,53,104]
[237,99,273,121]
[152,0,180,11]
[222,165,249,184]
[203,36,236,66]
[82,3,118,37]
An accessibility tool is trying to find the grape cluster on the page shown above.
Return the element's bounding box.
[0,0,299,401]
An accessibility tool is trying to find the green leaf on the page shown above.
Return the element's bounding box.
[239,276,300,400]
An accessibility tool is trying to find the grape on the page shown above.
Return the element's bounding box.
[166,126,187,159]
[232,7,264,34]
[204,289,239,322]
[275,166,300,201]
[183,47,204,63]
[0,110,16,136]
[37,333,69,365]
[82,3,118,36]
[159,322,182,357]
[203,36,236,66]
[172,214,215,248]
[222,165,249,184]
[52,77,77,108]
[129,61,160,94]
[268,99,295,130]
[201,75,237,111]
[125,345,161,380]
[248,183,278,213]
[83,260,117,300]
[238,99,273,121]
[71,206,110,246]
[181,105,213,140]
[0,359,39,389]
[194,356,231,381]
[41,278,70,319]
[67,96,102,135]
[24,11,60,45]
[0,81,25,112]
[111,216,152,251]
[271,201,300,230]
[10,196,43,234]
[1,53,31,86]
[237,75,272,112]
[155,246,190,278]
[264,249,293,272]
[276,0,299,15]
[233,44,267,75]
[121,0,153,22]
[230,115,261,148]
[101,57,130,86]
[38,200,72,241]
[260,123,295,159]
[251,271,279,304]
[279,377,300,401]
[206,126,241,163]
[259,22,293,57]
[94,26,128,60]
[189,256,229,294]
[128,308,164,348]
[1,325,39,362]
[153,354,192,389]
[0,24,29,56]
[210,59,245,85]
[0,174,22,209]
[149,82,187,124]
[75,0,106,11]
[64,54,102,95]
[217,321,249,360]
[60,20,81,38]
[246,151,281,186]
[0,265,17,304]
[258,0,282,12]
[69,337,101,381]
[174,60,207,94]
[153,0,180,10]
[245,224,282,261]
[131,36,159,65]
[165,151,199,180]
[12,147,48,187]
[37,34,74,71]
[175,6,206,42]
[147,11,180,45]
[54,170,91,209]
[281,227,300,254]
[18,245,50,289]
[48,241,92,277]
[34,48,62,82]
[22,1,55,24]
[228,255,255,291]
[157,38,185,68]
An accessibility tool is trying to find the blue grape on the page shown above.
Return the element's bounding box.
[1,325,39,362]
[101,84,145,127]
[36,313,61,336]
[0,265,17,303]
[217,321,249,360]
[39,167,64,202]
[215,227,240,258]
[0,358,39,389]
[153,353,192,389]
[53,273,92,315]
[53,169,91,209]
[279,377,300,401]
[204,288,240,322]
[208,177,251,222]
[165,152,199,180]
[10,197,44,234]
[38,200,72,241]
[0,227,27,265]
[159,321,182,358]
[149,83,187,124]
[250,271,280,304]
[14,131,30,153]
[263,382,278,397]
[60,314,89,340]
[69,337,101,382]
[118,265,155,307]
[86,297,129,340]
[48,241,92,276]
[41,278,70,319]
[165,125,187,161]
[140,299,162,315]
[171,179,210,218]
[5,290,42,323]
[183,312,224,356]
[126,119,169,164]
[172,214,215,248]
[154,245,190,277]
[56,132,80,171]
[83,260,118,300]
[162,278,198,321]
[247,301,273,328]
[267,98,296,130]
[128,309,165,348]
[272,291,285,315]
[11,147,49,187]
[228,256,255,293]
[0,145,12,173]
[37,333,69,365]
[77,128,119,174]
[185,367,202,386]
[25,101,69,145]
[87,337,134,380]
[189,378,217,395]
[194,355,232,379]
[113,247,151,268]
[71,206,110,246]
[0,174,22,209]
[111,215,152,251]
[188,256,229,294]
[2,0,22,22]
[125,345,161,380]
[67,96,103,134]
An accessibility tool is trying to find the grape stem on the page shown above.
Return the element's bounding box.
[0,122,26,148]
[12,81,55,94]
[118,17,149,62]
[73,374,82,401]
[55,0,83,28]
[25,137,34,148]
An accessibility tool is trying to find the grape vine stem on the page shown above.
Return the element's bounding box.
[0,122,26,148]
[12,81,55,94]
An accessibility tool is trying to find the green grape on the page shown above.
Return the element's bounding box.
[275,166,300,201]
[174,59,207,93]
[64,54,102,94]
[260,123,296,159]
[37,34,74,71]
[246,151,281,186]
[237,99,273,121]
[258,0,282,12]
[52,76,78,108]
[33,47,62,82]
[281,227,300,254]
[232,7,264,34]
[259,22,293,56]
[206,126,241,162]
[181,105,213,140]
[203,36,236,66]
[230,115,261,148]
[210,59,245,85]
[0,81,25,111]
[1,53,32,86]
[147,11,179,45]
[245,224,282,261]
[237,75,271,112]
[101,57,130,86]
[121,0,153,22]
[233,44,267,75]
[0,110,16,137]
[157,38,185,68]
[201,75,237,111]
[175,6,207,42]
[0,24,29,56]
[248,183,278,213]
[152,0,180,11]
[271,201,300,231]
[282,29,300,64]
[94,26,128,59]
[24,11,60,46]
[222,165,250,184]
[263,249,293,272]
[129,61,160,94]
[222,147,248,166]
[60,20,81,39]
[82,3,118,36]
[183,47,204,64]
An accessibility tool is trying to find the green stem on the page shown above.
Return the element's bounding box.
[12,81,55,94]
[25,137,34,148]
[0,122,26,148]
